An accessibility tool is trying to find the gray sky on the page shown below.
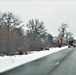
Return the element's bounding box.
[0,0,76,37]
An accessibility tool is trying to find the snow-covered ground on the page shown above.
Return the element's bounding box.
[0,46,67,74]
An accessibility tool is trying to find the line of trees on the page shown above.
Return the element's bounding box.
[0,12,54,55]
[0,12,74,55]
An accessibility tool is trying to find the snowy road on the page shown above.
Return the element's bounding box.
[0,46,67,73]
[1,47,74,75]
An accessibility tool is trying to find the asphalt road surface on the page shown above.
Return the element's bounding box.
[48,47,76,75]
[1,47,75,75]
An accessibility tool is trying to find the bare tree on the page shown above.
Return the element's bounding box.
[0,12,23,55]
[58,23,68,38]
[26,19,47,51]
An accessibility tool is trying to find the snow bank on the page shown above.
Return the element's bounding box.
[0,46,67,73]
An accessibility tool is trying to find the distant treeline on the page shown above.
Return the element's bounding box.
[0,12,67,55]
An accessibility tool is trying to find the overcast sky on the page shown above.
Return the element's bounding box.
[0,0,76,37]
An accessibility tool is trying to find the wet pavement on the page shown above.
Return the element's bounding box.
[1,48,74,75]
